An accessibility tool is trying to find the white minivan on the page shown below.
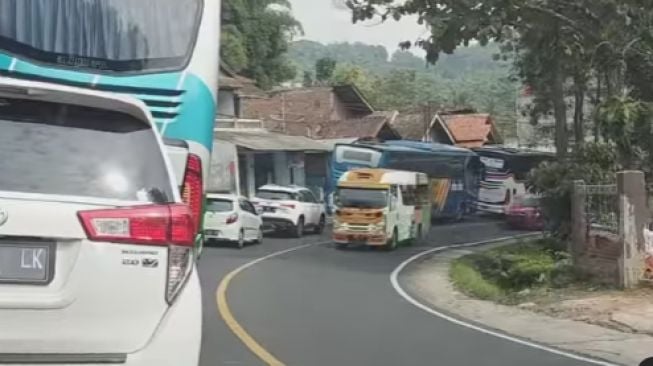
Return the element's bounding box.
[0,78,201,365]
[204,194,263,248]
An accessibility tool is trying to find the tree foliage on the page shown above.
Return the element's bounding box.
[345,0,653,160]
[221,0,303,89]
[315,57,337,82]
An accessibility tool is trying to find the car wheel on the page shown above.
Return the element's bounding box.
[255,227,263,244]
[292,217,304,238]
[385,229,398,251]
[236,230,245,249]
[314,215,326,234]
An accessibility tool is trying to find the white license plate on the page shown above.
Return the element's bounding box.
[0,242,54,285]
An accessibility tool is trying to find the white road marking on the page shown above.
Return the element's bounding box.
[389,234,619,366]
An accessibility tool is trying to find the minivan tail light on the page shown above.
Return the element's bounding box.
[182,153,203,234]
[78,204,195,304]
[78,204,194,246]
[281,204,296,209]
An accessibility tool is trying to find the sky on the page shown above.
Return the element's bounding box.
[287,0,428,54]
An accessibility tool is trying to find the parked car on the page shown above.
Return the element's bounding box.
[204,194,263,248]
[506,196,545,231]
[252,185,326,237]
[0,78,201,365]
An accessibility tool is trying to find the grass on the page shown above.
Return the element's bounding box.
[450,258,504,301]
[449,238,579,305]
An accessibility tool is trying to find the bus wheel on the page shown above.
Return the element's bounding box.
[385,229,398,251]
[456,204,465,222]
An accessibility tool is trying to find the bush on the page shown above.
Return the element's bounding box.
[451,240,577,300]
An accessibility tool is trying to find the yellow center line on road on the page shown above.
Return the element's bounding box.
[216,242,326,366]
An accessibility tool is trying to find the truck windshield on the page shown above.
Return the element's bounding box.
[0,0,201,72]
[336,188,388,209]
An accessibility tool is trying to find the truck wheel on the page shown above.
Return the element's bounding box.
[385,229,398,251]
[292,217,304,238]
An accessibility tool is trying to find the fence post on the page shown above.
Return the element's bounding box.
[571,180,586,262]
[617,171,647,288]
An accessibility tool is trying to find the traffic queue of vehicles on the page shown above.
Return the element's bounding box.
[328,141,549,250]
[0,1,548,362]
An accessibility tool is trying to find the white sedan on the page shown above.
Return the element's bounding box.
[203,194,263,248]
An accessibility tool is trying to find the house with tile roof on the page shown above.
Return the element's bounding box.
[391,109,501,148]
[431,111,502,148]
[239,84,401,141]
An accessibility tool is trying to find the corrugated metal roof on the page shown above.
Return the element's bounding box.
[215,130,331,152]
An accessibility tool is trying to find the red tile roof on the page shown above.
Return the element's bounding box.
[439,113,497,148]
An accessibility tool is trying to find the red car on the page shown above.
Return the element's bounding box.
[506,196,545,231]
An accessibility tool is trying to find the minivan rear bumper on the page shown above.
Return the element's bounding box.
[125,270,202,365]
[0,270,202,366]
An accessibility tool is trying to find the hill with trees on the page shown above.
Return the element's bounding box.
[289,40,519,140]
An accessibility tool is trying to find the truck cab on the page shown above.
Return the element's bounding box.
[332,169,431,251]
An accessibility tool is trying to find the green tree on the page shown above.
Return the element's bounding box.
[315,57,337,83]
[345,0,621,158]
[221,0,303,89]
[302,71,314,87]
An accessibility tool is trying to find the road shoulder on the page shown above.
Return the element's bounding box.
[399,242,653,366]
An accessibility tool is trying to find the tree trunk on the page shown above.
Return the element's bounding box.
[573,84,585,149]
[552,55,568,159]
[594,74,601,143]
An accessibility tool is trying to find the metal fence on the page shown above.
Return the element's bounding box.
[580,184,619,233]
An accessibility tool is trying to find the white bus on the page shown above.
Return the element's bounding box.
[474,147,554,214]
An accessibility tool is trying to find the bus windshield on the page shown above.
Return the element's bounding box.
[0,0,201,72]
[336,188,388,209]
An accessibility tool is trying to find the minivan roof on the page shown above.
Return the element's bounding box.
[0,76,152,125]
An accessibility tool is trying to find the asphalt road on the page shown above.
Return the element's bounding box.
[197,218,598,366]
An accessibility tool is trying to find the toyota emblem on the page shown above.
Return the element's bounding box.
[0,208,7,226]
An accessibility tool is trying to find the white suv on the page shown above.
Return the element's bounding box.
[0,78,200,365]
[252,185,326,237]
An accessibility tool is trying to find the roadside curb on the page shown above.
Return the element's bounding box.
[392,235,653,366]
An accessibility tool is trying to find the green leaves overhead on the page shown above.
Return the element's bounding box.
[221,0,303,89]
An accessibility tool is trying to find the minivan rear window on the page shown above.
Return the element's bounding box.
[0,97,173,202]
[206,199,233,212]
